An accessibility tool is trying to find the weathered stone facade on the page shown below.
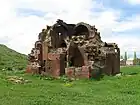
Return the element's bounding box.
[26,19,120,79]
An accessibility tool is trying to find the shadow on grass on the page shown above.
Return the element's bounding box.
[128,72,138,75]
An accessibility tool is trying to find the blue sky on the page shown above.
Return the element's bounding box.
[17,8,46,17]
[99,0,140,58]
[0,0,140,58]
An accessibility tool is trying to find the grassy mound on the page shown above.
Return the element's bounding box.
[0,44,27,70]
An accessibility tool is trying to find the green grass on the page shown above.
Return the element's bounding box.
[0,44,27,70]
[0,66,140,105]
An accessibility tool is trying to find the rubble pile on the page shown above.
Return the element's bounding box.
[7,76,31,84]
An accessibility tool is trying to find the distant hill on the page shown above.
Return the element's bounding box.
[0,44,28,70]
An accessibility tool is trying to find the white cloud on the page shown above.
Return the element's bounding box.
[4,15,47,54]
[113,15,140,32]
[103,35,140,55]
[126,0,140,5]
[0,0,140,56]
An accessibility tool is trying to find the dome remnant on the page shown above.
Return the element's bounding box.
[26,19,120,79]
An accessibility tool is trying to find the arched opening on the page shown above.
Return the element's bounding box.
[51,23,68,48]
[58,40,67,48]
[68,44,84,67]
[74,25,89,37]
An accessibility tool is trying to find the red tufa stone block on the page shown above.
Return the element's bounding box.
[84,60,89,66]
[46,53,65,78]
[75,71,89,79]
[51,60,61,77]
[31,67,39,74]
[75,67,82,78]
[26,65,39,74]
[81,66,92,78]
[65,67,75,78]
[80,71,91,78]
[48,53,60,60]
[74,66,92,79]
[26,65,32,73]
[42,41,48,61]
[45,59,61,77]
[82,66,90,71]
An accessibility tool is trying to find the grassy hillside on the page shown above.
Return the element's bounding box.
[0,44,27,70]
[0,66,140,105]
